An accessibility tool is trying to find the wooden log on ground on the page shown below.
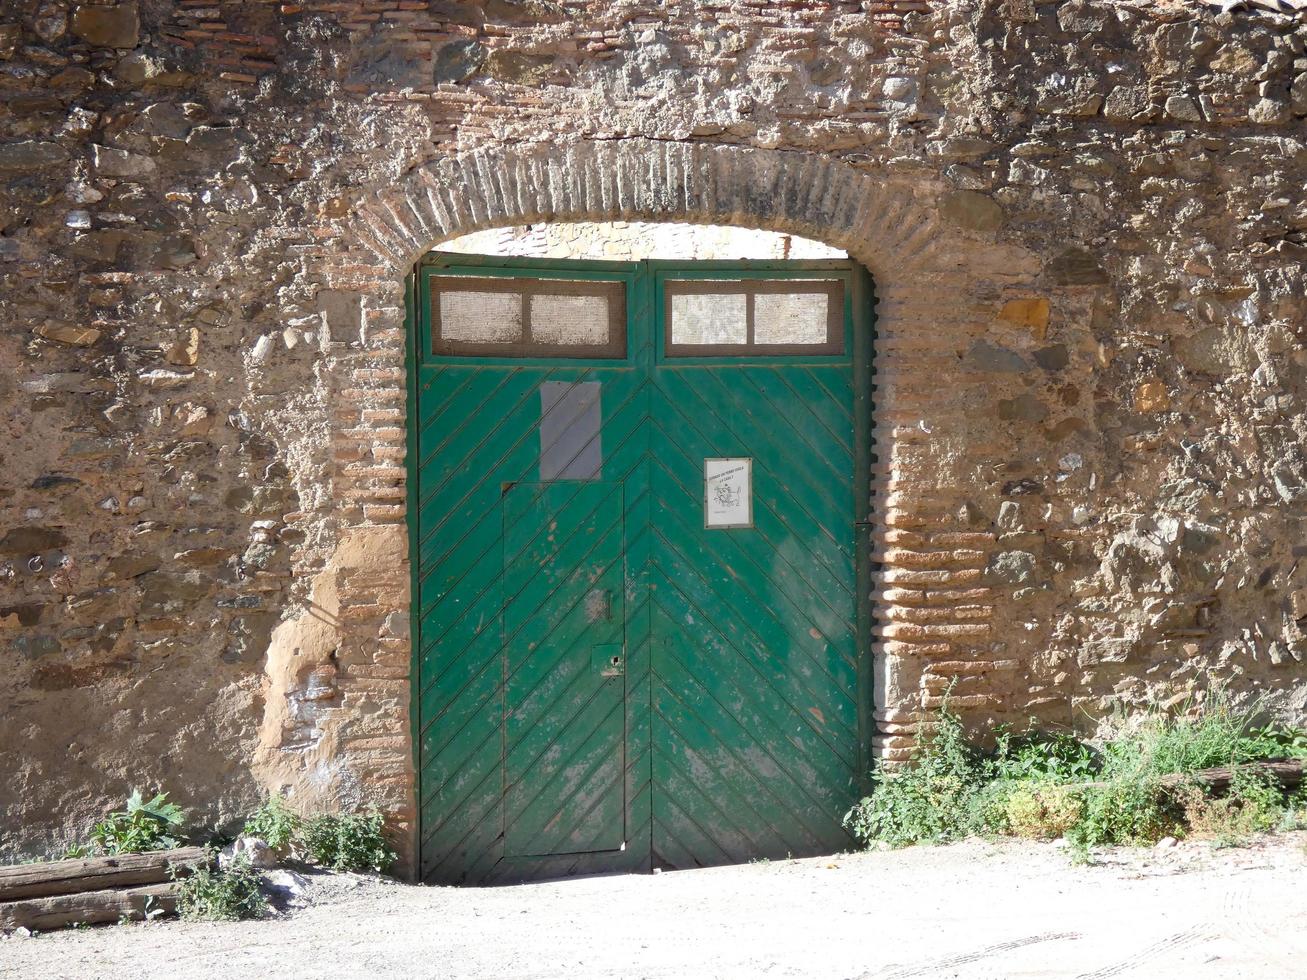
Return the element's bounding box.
[0,847,208,902]
[1157,759,1304,794]
[1078,759,1304,794]
[0,882,179,931]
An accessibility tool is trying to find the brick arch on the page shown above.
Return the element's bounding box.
[340,138,952,288]
[297,138,1021,872]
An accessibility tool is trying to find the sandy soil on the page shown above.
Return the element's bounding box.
[3,834,1306,980]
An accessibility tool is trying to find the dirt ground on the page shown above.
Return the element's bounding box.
[3,834,1306,980]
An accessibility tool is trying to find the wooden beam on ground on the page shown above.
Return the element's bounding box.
[1158,759,1304,794]
[1078,759,1304,794]
[0,847,208,902]
[0,882,179,931]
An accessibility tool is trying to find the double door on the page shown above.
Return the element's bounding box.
[413,254,873,884]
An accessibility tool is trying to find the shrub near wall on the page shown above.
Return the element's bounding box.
[846,696,1307,856]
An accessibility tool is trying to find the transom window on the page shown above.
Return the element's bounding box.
[419,260,854,362]
[664,278,844,356]
[431,276,626,358]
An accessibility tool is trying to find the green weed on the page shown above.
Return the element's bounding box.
[1003,784,1083,840]
[846,691,1306,858]
[1180,769,1287,847]
[844,699,988,848]
[298,810,395,873]
[1241,723,1307,761]
[242,795,300,852]
[1066,779,1179,848]
[991,729,1100,783]
[89,790,186,855]
[1097,693,1274,781]
[174,855,268,922]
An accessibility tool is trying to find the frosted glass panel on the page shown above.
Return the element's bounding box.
[670,292,747,345]
[530,294,610,345]
[540,381,602,480]
[440,290,522,343]
[754,292,829,345]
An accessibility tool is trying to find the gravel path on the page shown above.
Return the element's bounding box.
[3,834,1306,979]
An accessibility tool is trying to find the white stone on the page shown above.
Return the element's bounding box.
[220,835,278,870]
[882,77,916,100]
[140,369,193,389]
[262,868,311,905]
[250,334,274,365]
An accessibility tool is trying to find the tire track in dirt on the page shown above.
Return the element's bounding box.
[1075,926,1214,979]
[860,932,1082,979]
[1213,869,1307,977]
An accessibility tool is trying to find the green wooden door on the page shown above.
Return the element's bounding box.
[502,481,626,857]
[411,255,872,884]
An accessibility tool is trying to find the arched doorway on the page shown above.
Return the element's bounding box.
[307,138,985,880]
[409,225,874,883]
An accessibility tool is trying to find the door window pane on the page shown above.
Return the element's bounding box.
[530,293,611,345]
[754,291,829,345]
[670,292,747,345]
[539,381,602,480]
[439,290,522,343]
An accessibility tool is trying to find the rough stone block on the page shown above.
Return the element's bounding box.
[939,190,1005,233]
[996,298,1049,339]
[0,141,69,173]
[91,144,155,178]
[70,4,140,48]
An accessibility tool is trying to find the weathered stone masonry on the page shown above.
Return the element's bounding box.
[2,0,1306,871]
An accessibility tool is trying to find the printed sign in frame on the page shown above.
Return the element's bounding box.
[704,457,753,529]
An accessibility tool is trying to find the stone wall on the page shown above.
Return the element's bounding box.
[2,0,1306,870]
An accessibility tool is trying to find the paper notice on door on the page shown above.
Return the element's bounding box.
[704,458,752,529]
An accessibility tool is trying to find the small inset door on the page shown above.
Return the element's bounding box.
[501,482,626,857]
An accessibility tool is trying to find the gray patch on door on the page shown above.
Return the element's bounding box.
[540,381,602,481]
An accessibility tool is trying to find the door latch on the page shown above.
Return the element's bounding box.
[592,644,624,678]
